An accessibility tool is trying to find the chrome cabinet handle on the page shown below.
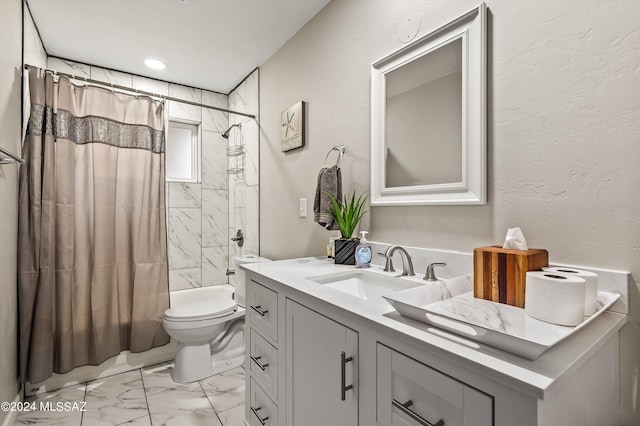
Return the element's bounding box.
[341,351,354,401]
[251,305,268,316]
[251,355,269,371]
[392,399,444,426]
[250,406,269,425]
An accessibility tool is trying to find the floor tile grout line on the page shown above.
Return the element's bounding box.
[83,368,150,426]
[141,364,196,398]
[200,380,225,426]
[116,413,151,426]
[80,380,88,426]
[25,364,245,426]
[139,368,154,425]
[34,359,174,400]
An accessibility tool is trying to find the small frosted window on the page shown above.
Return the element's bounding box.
[166,121,200,182]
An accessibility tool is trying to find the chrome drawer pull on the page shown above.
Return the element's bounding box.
[392,399,444,426]
[251,406,269,425]
[251,355,269,371]
[251,305,268,316]
[341,351,354,401]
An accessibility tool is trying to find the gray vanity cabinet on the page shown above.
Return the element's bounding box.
[245,264,621,426]
[246,280,280,426]
[285,299,358,426]
[376,344,493,426]
[246,276,359,426]
[245,274,489,426]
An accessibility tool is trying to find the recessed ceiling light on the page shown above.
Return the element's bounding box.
[144,59,166,70]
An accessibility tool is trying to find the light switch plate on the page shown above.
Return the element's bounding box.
[299,198,307,217]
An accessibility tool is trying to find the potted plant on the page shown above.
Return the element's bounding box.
[328,191,368,265]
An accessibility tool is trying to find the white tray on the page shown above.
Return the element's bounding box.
[383,289,620,360]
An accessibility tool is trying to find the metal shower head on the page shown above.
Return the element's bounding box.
[222,123,241,138]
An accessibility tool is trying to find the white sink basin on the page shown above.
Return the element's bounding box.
[383,274,473,309]
[306,270,422,302]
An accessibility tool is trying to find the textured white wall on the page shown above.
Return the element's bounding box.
[259,0,640,422]
[0,0,24,419]
[260,0,640,272]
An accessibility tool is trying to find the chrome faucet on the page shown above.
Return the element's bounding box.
[424,262,447,281]
[379,245,415,276]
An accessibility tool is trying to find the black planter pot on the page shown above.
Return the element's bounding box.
[334,238,359,265]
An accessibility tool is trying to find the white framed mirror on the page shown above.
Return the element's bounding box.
[370,3,486,206]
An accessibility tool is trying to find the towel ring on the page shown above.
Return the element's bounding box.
[324,145,346,168]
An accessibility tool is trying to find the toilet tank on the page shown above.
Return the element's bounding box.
[234,254,271,307]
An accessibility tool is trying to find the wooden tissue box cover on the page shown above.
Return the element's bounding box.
[473,246,549,308]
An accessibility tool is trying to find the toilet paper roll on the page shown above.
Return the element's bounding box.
[543,267,598,316]
[525,271,586,326]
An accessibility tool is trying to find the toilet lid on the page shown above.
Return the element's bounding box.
[165,297,238,321]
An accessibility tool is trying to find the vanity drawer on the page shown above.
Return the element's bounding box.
[250,328,278,400]
[376,344,493,426]
[248,280,278,342]
[250,377,278,426]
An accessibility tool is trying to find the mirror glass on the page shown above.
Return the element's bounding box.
[370,4,486,206]
[385,38,462,188]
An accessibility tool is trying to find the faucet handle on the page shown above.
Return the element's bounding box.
[424,262,447,281]
[378,252,395,272]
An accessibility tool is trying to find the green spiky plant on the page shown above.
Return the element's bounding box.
[327,191,368,239]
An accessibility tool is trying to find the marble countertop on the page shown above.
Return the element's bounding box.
[242,257,627,400]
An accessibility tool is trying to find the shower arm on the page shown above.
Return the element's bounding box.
[222,123,242,139]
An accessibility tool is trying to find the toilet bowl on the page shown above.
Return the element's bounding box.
[163,254,270,383]
[163,288,244,383]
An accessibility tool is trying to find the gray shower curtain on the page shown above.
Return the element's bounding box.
[18,68,170,384]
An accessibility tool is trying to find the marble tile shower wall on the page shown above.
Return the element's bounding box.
[228,69,260,284]
[46,57,232,292]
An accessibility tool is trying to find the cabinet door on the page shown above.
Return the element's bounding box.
[285,299,358,426]
[377,344,492,426]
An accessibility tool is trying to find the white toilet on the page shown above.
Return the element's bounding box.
[163,254,270,383]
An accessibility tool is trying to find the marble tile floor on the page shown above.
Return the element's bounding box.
[15,362,245,426]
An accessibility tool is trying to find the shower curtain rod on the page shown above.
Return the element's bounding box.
[23,65,256,119]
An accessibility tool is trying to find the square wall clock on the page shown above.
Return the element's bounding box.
[281,101,305,152]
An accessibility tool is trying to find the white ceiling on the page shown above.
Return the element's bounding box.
[27,0,331,93]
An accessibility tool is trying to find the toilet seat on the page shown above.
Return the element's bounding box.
[165,297,237,322]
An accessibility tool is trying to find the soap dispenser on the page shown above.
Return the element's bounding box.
[355,231,372,268]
